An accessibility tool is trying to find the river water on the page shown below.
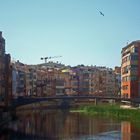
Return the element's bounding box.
[1,109,140,140]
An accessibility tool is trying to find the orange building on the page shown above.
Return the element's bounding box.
[121,41,140,98]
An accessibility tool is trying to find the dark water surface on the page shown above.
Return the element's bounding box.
[1,109,140,140]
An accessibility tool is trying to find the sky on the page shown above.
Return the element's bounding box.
[0,0,140,68]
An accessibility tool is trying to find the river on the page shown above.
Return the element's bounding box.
[0,109,140,140]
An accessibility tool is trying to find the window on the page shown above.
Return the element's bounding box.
[56,80,64,86]
[122,66,130,74]
[130,76,137,81]
[72,81,78,86]
[122,76,130,82]
[130,55,138,60]
[122,85,128,90]
[91,83,94,86]
[134,47,138,53]
[131,65,138,69]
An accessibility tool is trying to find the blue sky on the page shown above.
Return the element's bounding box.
[0,0,140,68]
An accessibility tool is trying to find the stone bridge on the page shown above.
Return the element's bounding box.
[10,95,140,108]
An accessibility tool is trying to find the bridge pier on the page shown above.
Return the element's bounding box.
[94,98,98,106]
[59,99,70,109]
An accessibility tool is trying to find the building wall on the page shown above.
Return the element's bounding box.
[121,41,140,98]
[4,54,12,105]
[105,69,116,97]
[114,72,121,96]
[0,32,5,104]
[25,71,32,96]
[0,32,12,106]
[10,63,120,98]
[12,67,17,97]
[17,70,25,96]
[29,68,37,96]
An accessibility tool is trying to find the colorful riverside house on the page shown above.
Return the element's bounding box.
[17,69,25,97]
[53,69,65,96]
[0,32,5,106]
[11,61,38,98]
[23,66,32,96]
[121,41,140,98]
[28,68,37,96]
[61,69,75,96]
[91,67,116,97]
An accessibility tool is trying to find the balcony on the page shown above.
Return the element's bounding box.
[122,50,130,57]
[56,86,65,89]
[122,71,129,75]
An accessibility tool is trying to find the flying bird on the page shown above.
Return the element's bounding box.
[99,10,104,16]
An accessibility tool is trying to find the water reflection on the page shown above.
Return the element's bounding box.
[121,121,140,140]
[0,109,140,140]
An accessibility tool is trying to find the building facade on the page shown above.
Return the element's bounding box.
[121,41,140,98]
[114,66,121,97]
[0,32,5,105]
[0,32,11,106]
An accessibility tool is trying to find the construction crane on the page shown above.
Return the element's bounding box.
[40,56,62,63]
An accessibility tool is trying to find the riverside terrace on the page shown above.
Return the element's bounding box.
[10,95,140,108]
